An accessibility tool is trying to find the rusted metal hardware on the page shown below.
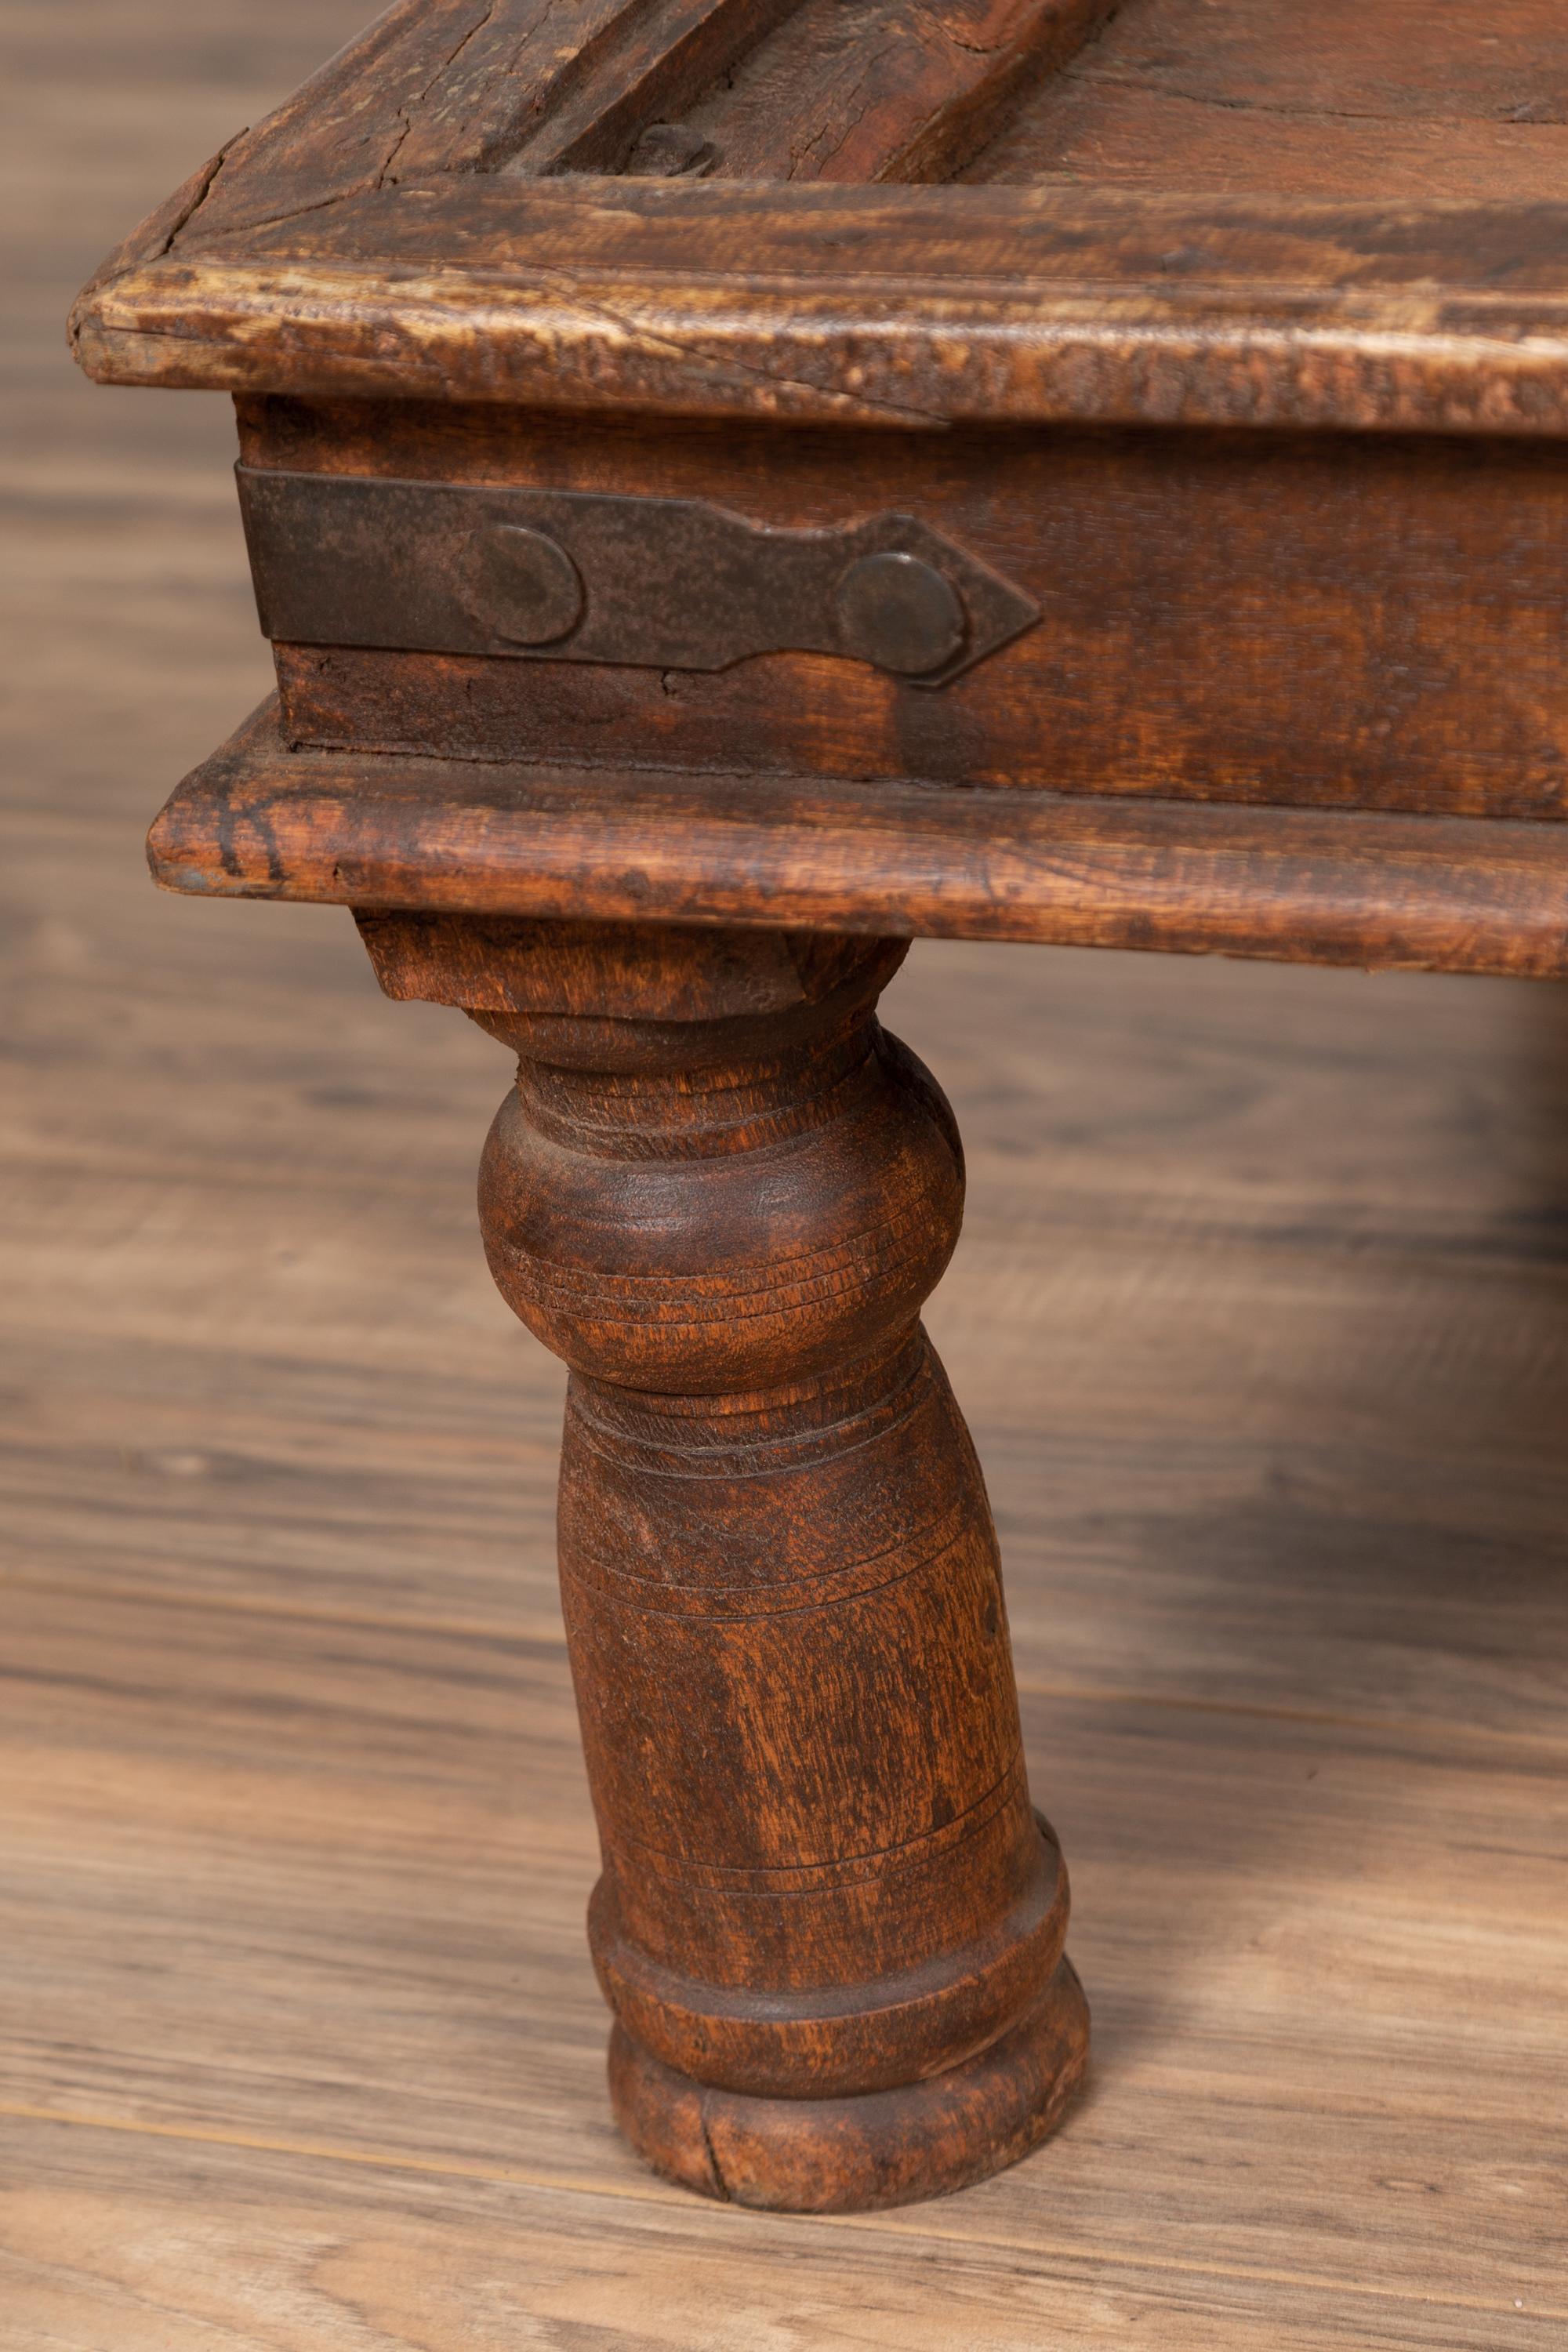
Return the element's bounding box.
[237,470,1039,687]
[623,121,719,176]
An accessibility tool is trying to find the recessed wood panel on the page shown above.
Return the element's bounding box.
[975,0,1568,200]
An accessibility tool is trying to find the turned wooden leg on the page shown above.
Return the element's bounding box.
[357,912,1088,2213]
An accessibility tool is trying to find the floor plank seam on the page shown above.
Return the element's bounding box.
[2,2103,1558,2324]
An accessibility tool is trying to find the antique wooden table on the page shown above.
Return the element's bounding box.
[73,0,1568,2216]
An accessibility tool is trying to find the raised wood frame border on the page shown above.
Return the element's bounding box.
[73,176,1568,437]
[67,0,1568,439]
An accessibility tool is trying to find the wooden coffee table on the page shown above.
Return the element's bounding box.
[71,0,1568,2214]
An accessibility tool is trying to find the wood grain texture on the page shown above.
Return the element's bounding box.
[13,755,1568,2324]
[237,396,1568,826]
[356,912,1087,2206]
[19,0,1568,2332]
[148,701,1568,980]
[681,0,1119,185]
[7,2111,1566,2352]
[4,1584,1567,2343]
[975,0,1568,199]
[140,0,628,230]
[67,0,1568,434]
[71,176,1568,434]
[437,0,809,178]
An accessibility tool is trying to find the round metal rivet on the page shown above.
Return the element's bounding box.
[626,121,719,178]
[461,524,585,646]
[832,551,967,677]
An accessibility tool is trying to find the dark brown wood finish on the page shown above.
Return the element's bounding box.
[679,0,1120,185]
[63,0,1568,434]
[239,397,1568,826]
[350,909,1087,2207]
[68,0,1568,2222]
[975,0,1568,201]
[154,702,1568,980]
[70,176,1568,437]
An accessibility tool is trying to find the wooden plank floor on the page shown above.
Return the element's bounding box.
[5,5,1568,2343]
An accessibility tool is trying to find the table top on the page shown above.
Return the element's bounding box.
[73,2,1568,978]
[71,0,1568,439]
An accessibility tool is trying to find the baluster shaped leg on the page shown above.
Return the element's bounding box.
[358,912,1089,2213]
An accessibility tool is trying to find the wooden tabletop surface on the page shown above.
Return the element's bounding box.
[71,0,1568,434]
[7,5,1568,2344]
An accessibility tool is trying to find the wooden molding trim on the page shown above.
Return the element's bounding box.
[147,701,1568,978]
[73,180,1568,435]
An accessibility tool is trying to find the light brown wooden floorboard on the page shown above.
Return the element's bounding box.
[5,2115,1559,2352]
[5,2,1568,2343]
[9,939,1568,1735]
[2,1581,1566,2334]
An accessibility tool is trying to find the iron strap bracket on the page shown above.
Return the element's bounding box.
[238,468,1039,689]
